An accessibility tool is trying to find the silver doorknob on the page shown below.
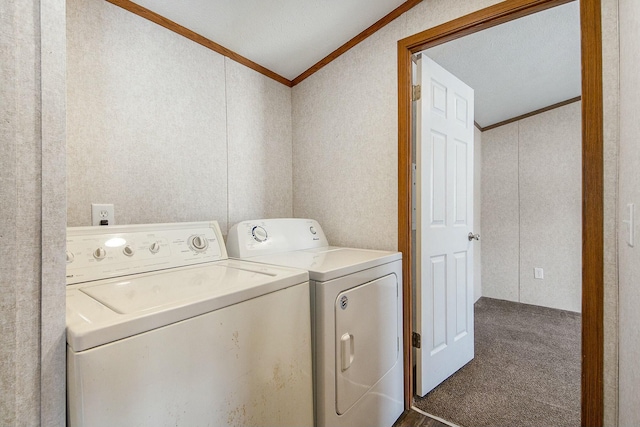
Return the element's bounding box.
[468,232,480,241]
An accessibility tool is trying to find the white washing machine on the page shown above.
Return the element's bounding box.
[226,218,404,427]
[65,221,313,427]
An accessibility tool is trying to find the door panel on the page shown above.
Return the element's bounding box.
[415,55,475,397]
[431,255,447,352]
[431,132,447,224]
[454,139,469,224]
[454,251,468,338]
[334,274,399,415]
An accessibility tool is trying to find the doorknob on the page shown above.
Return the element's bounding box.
[468,232,480,241]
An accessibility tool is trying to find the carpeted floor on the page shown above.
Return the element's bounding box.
[414,297,581,427]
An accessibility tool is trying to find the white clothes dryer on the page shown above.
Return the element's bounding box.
[227,218,404,427]
[65,221,313,427]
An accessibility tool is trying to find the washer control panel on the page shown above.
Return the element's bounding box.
[66,221,226,285]
[226,218,329,258]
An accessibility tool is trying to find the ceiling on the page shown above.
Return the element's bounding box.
[128,0,580,128]
[130,0,407,80]
[424,1,581,128]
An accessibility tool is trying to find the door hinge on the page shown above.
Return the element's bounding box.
[412,332,421,348]
[411,85,422,101]
[412,84,421,101]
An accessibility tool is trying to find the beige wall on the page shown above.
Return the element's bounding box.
[519,103,582,311]
[618,0,640,424]
[474,126,483,302]
[602,0,620,424]
[66,0,293,233]
[481,123,520,301]
[481,102,582,312]
[1,0,67,425]
[292,20,403,250]
[226,59,293,227]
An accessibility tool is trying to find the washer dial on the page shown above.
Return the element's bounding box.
[149,241,161,254]
[123,245,135,257]
[251,226,268,242]
[93,247,107,260]
[189,235,209,251]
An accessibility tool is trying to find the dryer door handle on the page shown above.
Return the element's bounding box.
[340,333,354,371]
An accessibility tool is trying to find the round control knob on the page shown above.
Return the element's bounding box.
[309,226,317,235]
[190,235,208,251]
[66,251,75,264]
[149,241,161,254]
[123,245,135,257]
[93,247,107,260]
[252,226,268,242]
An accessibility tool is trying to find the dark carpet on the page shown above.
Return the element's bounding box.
[414,297,581,427]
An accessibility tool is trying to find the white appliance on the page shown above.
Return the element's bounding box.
[226,218,404,427]
[65,221,313,427]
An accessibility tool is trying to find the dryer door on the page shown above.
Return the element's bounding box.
[334,273,399,415]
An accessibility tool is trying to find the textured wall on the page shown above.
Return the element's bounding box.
[403,0,502,37]
[226,59,293,226]
[618,0,640,424]
[601,0,620,424]
[0,0,67,425]
[474,126,482,302]
[481,123,520,302]
[40,0,68,423]
[518,103,582,311]
[66,0,227,228]
[292,0,502,251]
[66,0,293,233]
[292,20,402,250]
[480,102,582,312]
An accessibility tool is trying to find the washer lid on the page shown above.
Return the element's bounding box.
[242,247,401,282]
[66,260,308,352]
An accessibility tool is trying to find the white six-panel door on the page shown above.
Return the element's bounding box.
[415,55,475,397]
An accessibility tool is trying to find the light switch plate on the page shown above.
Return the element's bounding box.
[534,268,544,279]
[624,203,635,247]
[91,204,115,226]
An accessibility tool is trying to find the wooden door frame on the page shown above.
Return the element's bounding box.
[397,0,604,425]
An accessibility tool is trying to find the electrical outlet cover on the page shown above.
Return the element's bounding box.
[91,204,115,226]
[534,268,544,279]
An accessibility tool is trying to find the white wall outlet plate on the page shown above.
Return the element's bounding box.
[91,204,115,226]
[534,267,544,279]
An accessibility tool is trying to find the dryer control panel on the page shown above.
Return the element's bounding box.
[226,218,329,258]
[66,221,226,285]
